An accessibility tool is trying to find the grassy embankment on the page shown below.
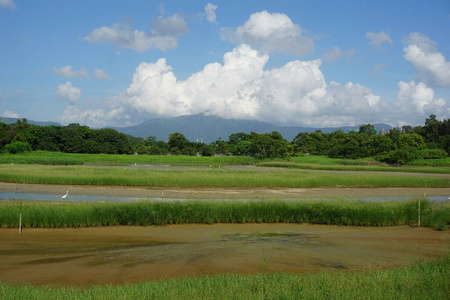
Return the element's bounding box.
[1,256,449,300]
[1,199,448,229]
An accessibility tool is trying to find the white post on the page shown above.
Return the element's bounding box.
[19,199,22,235]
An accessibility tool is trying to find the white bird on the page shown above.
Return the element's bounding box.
[62,190,68,199]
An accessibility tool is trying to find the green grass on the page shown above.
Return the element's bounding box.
[258,161,450,174]
[407,158,450,167]
[1,198,448,229]
[288,155,381,165]
[1,164,449,188]
[1,255,449,299]
[0,151,255,165]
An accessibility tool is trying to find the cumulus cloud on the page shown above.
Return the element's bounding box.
[58,105,127,128]
[220,11,313,56]
[322,47,355,62]
[394,81,447,124]
[0,0,15,9]
[60,44,401,128]
[204,3,218,23]
[1,110,20,118]
[83,15,188,52]
[56,81,81,102]
[403,33,450,88]
[366,31,393,50]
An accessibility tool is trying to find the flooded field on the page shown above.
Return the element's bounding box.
[1,224,448,286]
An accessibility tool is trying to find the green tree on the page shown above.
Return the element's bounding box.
[5,141,32,154]
[168,132,190,155]
[358,124,377,136]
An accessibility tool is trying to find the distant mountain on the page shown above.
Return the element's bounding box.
[0,117,61,127]
[113,113,393,143]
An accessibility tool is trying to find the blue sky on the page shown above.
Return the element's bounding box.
[0,0,449,128]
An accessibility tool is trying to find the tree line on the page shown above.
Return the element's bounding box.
[0,115,448,165]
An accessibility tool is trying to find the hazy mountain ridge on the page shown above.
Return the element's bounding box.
[0,117,61,127]
[1,115,393,143]
[112,114,393,143]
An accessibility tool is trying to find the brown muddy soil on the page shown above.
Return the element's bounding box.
[0,224,448,286]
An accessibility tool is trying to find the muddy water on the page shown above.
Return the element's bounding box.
[0,224,448,286]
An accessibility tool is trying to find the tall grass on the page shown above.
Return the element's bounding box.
[1,198,448,229]
[257,161,450,174]
[0,151,256,165]
[1,255,449,299]
[0,164,448,187]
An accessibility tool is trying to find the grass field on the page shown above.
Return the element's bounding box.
[0,151,255,165]
[1,255,448,300]
[0,164,448,188]
[257,161,450,174]
[1,198,448,229]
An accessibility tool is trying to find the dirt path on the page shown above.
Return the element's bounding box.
[0,224,448,286]
[1,182,449,200]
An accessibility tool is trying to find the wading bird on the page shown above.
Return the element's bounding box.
[62,190,68,199]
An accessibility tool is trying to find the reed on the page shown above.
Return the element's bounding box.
[0,164,448,188]
[1,198,447,229]
[0,255,448,299]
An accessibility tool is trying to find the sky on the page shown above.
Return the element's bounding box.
[0,0,449,128]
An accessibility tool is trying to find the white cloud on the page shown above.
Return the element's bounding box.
[58,105,127,128]
[53,66,89,78]
[322,47,355,62]
[56,81,81,102]
[93,68,111,80]
[53,66,110,80]
[83,14,188,52]
[205,3,218,23]
[0,0,15,9]
[1,110,20,118]
[394,81,447,125]
[403,33,450,88]
[60,44,399,128]
[220,11,313,56]
[366,31,393,50]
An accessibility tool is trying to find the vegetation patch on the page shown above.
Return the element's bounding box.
[257,161,450,174]
[1,198,448,229]
[0,164,448,188]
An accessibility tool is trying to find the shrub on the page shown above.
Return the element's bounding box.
[4,141,32,154]
[420,148,448,159]
[376,147,421,165]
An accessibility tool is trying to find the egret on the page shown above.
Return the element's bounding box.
[62,190,69,199]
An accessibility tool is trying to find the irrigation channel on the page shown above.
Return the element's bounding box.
[1,191,448,203]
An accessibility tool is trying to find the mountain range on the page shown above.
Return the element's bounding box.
[111,113,393,143]
[0,117,60,127]
[1,114,393,143]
